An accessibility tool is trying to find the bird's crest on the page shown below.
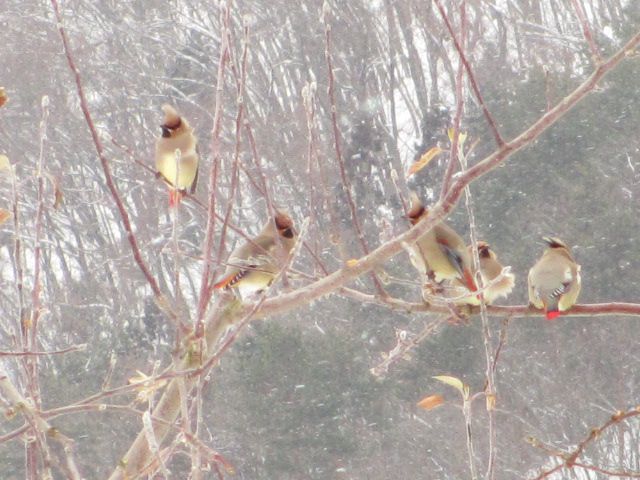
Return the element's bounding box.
[160,104,182,136]
[542,236,568,249]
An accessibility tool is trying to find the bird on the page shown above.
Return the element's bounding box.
[406,193,477,293]
[452,241,515,305]
[213,211,297,296]
[528,236,581,320]
[155,104,199,207]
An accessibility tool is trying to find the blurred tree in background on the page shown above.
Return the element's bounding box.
[1,0,640,478]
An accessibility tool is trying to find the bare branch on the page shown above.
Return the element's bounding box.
[434,0,505,148]
[570,0,603,64]
[196,3,230,322]
[322,6,386,295]
[531,407,640,479]
[0,344,86,357]
[49,0,177,325]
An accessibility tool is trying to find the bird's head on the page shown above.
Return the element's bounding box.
[406,192,427,226]
[542,236,568,249]
[274,211,295,239]
[160,104,183,138]
[475,241,493,259]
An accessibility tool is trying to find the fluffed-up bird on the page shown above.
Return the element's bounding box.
[452,241,515,305]
[406,194,477,292]
[155,104,199,207]
[528,236,581,320]
[213,211,297,296]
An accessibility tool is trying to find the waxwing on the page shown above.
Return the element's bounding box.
[406,194,476,292]
[452,241,515,305]
[528,236,581,320]
[155,104,199,207]
[213,212,297,296]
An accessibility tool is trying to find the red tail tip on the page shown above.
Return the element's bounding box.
[546,310,561,320]
[169,189,184,208]
[213,274,234,290]
[463,270,477,292]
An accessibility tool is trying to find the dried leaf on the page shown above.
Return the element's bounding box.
[46,173,64,209]
[54,186,64,209]
[0,209,11,225]
[407,146,443,177]
[486,393,496,411]
[458,131,468,148]
[0,88,7,108]
[447,127,467,144]
[433,375,466,395]
[417,394,445,410]
[345,259,358,267]
[211,453,236,474]
[0,155,11,172]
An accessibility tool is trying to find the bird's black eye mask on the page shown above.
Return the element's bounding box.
[280,227,294,239]
[160,118,182,138]
[406,206,426,224]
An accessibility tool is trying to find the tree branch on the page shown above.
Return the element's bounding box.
[531,407,640,479]
[435,0,505,147]
[50,0,177,324]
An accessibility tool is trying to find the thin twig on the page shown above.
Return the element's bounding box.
[531,407,640,479]
[370,317,447,377]
[570,0,602,64]
[434,0,505,148]
[322,7,385,295]
[196,2,230,323]
[212,18,249,297]
[440,1,467,199]
[50,0,177,325]
[0,344,86,357]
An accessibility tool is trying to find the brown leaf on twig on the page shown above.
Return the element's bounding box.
[417,394,445,411]
[407,146,443,177]
[0,209,11,226]
[0,88,7,108]
[486,393,496,411]
[46,174,64,209]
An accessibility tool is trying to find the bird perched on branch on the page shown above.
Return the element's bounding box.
[452,241,515,305]
[406,193,477,293]
[528,236,581,320]
[155,104,199,207]
[213,211,297,296]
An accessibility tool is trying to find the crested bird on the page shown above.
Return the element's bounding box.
[155,104,199,207]
[452,241,515,305]
[528,236,581,320]
[213,211,297,296]
[406,194,477,293]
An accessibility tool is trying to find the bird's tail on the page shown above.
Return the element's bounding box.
[213,270,247,290]
[462,269,477,292]
[169,189,185,208]
[544,297,561,320]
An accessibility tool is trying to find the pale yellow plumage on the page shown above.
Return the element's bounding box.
[155,104,199,206]
[452,241,515,305]
[528,236,581,320]
[213,212,297,296]
[406,194,477,292]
